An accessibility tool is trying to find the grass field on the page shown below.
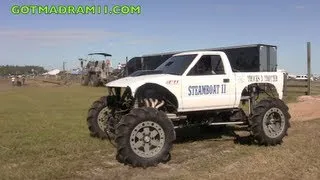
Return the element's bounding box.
[1,84,320,179]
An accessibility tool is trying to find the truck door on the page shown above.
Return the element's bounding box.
[181,54,236,111]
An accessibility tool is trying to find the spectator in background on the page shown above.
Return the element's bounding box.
[117,63,122,70]
[11,76,15,86]
[16,76,21,86]
[102,61,106,71]
[22,75,25,85]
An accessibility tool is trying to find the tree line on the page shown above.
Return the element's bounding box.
[0,65,47,76]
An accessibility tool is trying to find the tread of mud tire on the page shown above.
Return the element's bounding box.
[81,75,89,86]
[249,98,291,145]
[115,107,176,168]
[87,96,110,139]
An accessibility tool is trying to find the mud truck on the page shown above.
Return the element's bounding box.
[86,50,290,168]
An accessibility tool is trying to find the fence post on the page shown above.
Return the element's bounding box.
[307,42,311,95]
[283,73,288,97]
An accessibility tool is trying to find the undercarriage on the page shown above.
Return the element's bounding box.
[103,83,273,129]
[86,84,290,168]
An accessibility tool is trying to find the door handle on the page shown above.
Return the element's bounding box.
[223,78,229,83]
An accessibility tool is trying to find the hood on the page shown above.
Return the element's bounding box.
[129,70,163,77]
[106,74,180,91]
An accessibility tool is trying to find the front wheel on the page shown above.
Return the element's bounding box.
[115,107,175,167]
[249,98,291,145]
[87,96,117,139]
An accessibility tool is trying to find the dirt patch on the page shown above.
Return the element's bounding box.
[0,78,68,92]
[0,79,14,92]
[26,79,63,88]
[288,95,320,122]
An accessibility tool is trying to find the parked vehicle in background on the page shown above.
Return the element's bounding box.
[79,53,126,87]
[295,75,313,81]
[295,75,307,80]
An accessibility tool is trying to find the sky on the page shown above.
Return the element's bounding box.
[0,0,319,75]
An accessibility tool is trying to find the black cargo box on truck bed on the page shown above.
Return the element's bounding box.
[126,44,277,75]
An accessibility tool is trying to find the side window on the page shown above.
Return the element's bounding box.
[187,55,225,76]
[211,55,225,74]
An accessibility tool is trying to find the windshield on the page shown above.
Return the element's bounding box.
[155,54,197,75]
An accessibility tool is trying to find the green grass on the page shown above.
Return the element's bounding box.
[1,85,320,179]
[0,86,112,179]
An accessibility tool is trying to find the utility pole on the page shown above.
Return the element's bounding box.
[63,61,67,71]
[307,42,311,95]
[125,56,128,76]
[141,57,144,70]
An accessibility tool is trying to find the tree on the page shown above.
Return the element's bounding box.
[0,65,47,76]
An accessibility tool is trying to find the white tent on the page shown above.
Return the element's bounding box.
[277,69,287,73]
[43,69,60,76]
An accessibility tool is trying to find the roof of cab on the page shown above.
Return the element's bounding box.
[141,44,276,57]
[173,51,224,56]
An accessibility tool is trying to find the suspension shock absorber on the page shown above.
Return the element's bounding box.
[248,85,258,115]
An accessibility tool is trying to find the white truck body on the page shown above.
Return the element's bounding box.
[106,51,285,112]
[89,51,291,168]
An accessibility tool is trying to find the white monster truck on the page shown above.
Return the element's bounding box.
[86,51,291,167]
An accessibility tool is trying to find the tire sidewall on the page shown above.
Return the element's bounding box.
[118,108,175,165]
[93,104,109,135]
[90,74,100,86]
[81,75,89,85]
[87,97,111,138]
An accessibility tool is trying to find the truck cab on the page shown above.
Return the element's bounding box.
[172,51,236,111]
[106,51,235,111]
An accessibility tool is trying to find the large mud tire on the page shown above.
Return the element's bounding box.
[89,74,100,87]
[87,96,115,139]
[115,107,175,168]
[81,75,89,86]
[249,98,291,145]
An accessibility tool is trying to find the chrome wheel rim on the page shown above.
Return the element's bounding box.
[262,108,286,138]
[97,107,110,131]
[130,121,165,158]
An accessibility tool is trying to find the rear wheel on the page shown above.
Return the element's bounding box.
[89,74,100,87]
[249,98,291,145]
[115,107,175,167]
